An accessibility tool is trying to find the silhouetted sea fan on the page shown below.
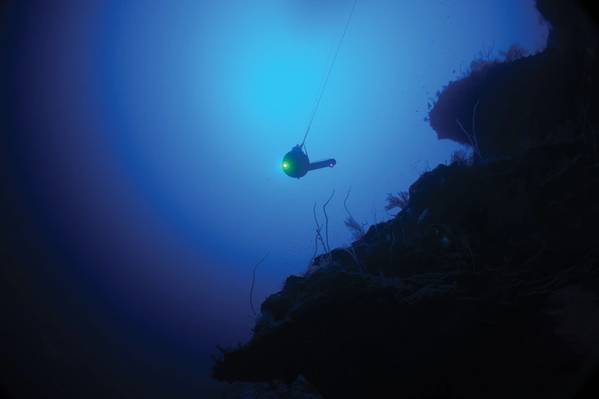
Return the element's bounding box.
[344,216,365,240]
[385,191,409,211]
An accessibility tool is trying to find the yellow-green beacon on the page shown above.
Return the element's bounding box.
[282,145,336,179]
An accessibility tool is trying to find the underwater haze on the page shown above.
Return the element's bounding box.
[1,0,547,397]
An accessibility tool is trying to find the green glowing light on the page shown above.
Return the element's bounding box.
[283,162,289,169]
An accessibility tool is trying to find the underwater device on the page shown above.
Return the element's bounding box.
[282,145,336,179]
[281,0,356,180]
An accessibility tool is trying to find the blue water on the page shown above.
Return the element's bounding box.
[2,0,547,395]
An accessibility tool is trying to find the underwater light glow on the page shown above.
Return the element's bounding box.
[1,0,549,395]
[2,0,548,347]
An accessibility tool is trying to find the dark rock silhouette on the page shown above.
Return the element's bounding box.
[213,0,599,397]
[429,0,598,160]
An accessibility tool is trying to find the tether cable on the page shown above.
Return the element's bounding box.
[300,0,359,149]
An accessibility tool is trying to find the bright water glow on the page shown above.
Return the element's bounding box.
[2,0,548,395]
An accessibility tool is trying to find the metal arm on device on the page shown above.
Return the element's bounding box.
[309,159,337,171]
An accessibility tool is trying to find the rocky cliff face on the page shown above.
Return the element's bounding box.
[213,1,599,398]
[429,0,598,160]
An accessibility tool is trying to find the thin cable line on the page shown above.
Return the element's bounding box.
[300,0,359,148]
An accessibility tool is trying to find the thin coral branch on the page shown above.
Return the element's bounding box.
[322,189,336,253]
[343,187,366,240]
[312,202,327,263]
[313,202,321,235]
[343,187,353,217]
[456,120,480,161]
[250,252,269,317]
[310,229,319,267]
[313,202,326,250]
[456,99,482,161]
